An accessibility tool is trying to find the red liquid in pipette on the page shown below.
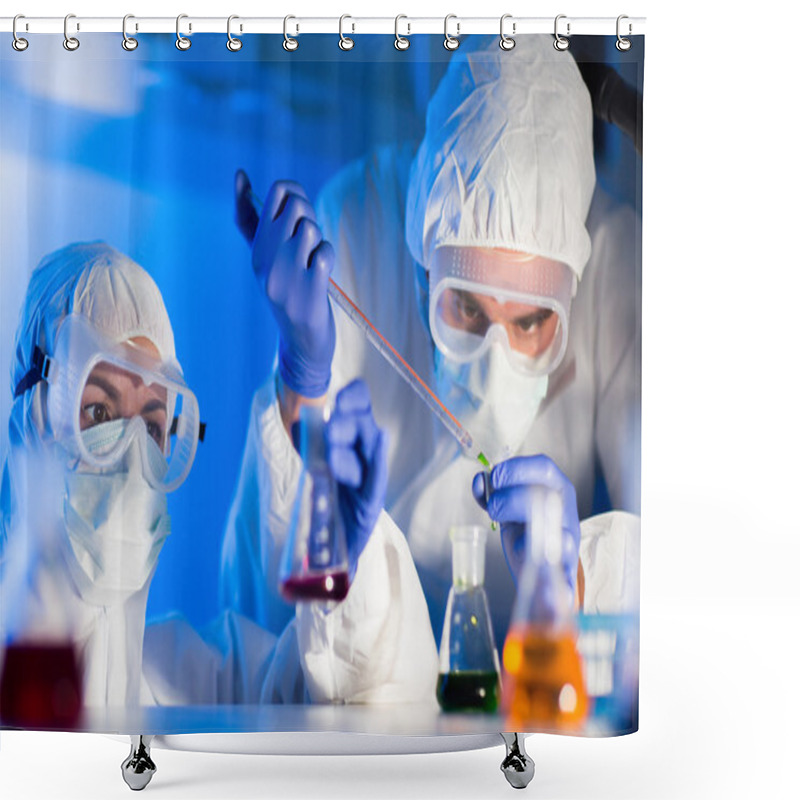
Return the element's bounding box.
[0,642,83,729]
[280,570,350,603]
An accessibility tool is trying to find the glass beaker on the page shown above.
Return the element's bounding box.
[501,487,588,730]
[436,525,500,712]
[279,404,350,603]
[0,454,83,729]
[0,641,83,728]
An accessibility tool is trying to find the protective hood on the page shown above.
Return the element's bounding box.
[405,35,596,281]
[8,242,175,452]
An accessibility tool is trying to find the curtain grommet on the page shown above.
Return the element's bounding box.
[339,15,354,51]
[176,14,191,51]
[12,15,29,51]
[553,14,570,51]
[499,14,516,51]
[122,14,138,51]
[444,14,460,51]
[227,15,243,52]
[394,15,410,51]
[63,13,80,51]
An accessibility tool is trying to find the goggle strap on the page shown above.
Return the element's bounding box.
[169,415,207,443]
[13,346,52,399]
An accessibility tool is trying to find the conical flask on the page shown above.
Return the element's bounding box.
[279,405,350,603]
[501,487,589,730]
[436,526,500,712]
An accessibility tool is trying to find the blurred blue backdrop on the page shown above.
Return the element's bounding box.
[0,33,640,629]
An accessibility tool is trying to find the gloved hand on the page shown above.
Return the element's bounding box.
[472,455,580,602]
[235,169,335,398]
[325,380,389,581]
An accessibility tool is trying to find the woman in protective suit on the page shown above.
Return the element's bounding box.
[0,241,437,715]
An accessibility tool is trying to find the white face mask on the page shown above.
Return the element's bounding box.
[63,419,170,605]
[434,344,549,464]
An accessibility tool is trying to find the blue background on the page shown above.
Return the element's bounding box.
[0,33,640,629]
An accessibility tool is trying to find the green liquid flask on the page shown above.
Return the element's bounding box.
[436,526,500,713]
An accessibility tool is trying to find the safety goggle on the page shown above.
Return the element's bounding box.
[35,314,201,492]
[428,248,575,377]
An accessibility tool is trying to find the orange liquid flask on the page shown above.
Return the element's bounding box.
[503,623,588,730]
[501,487,589,732]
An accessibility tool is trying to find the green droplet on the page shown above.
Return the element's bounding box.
[477,452,491,468]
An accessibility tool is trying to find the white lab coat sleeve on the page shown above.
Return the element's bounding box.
[590,194,642,515]
[578,511,641,614]
[296,509,439,704]
[219,377,303,634]
[145,513,439,706]
[142,610,309,705]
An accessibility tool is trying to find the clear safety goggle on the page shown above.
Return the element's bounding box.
[428,247,575,377]
[42,314,201,492]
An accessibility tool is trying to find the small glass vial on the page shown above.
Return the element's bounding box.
[502,487,589,731]
[436,526,500,712]
[279,404,350,603]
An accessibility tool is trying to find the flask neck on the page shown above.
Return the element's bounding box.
[450,527,487,588]
[525,486,563,566]
[514,487,573,626]
[297,404,328,468]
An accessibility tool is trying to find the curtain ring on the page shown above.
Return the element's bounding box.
[339,15,354,51]
[122,15,138,51]
[499,14,515,50]
[63,13,80,51]
[553,14,570,51]
[227,15,243,51]
[394,15,410,51]
[283,15,298,51]
[176,14,191,50]
[616,15,632,51]
[12,15,29,52]
[444,14,460,51]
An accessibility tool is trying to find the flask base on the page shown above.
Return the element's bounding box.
[280,569,350,603]
[436,671,499,712]
[0,642,83,729]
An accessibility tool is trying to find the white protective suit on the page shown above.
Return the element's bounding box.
[220,36,642,654]
[0,242,438,709]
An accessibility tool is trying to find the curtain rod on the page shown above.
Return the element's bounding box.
[1,16,646,37]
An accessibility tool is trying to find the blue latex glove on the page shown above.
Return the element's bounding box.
[472,455,580,600]
[325,380,389,581]
[235,170,335,398]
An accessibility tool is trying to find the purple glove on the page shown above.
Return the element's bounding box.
[235,170,335,398]
[325,380,389,580]
[472,455,580,599]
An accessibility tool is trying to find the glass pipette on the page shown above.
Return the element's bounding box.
[247,187,492,470]
[327,278,492,467]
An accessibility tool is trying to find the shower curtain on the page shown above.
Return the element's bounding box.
[0,21,643,748]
